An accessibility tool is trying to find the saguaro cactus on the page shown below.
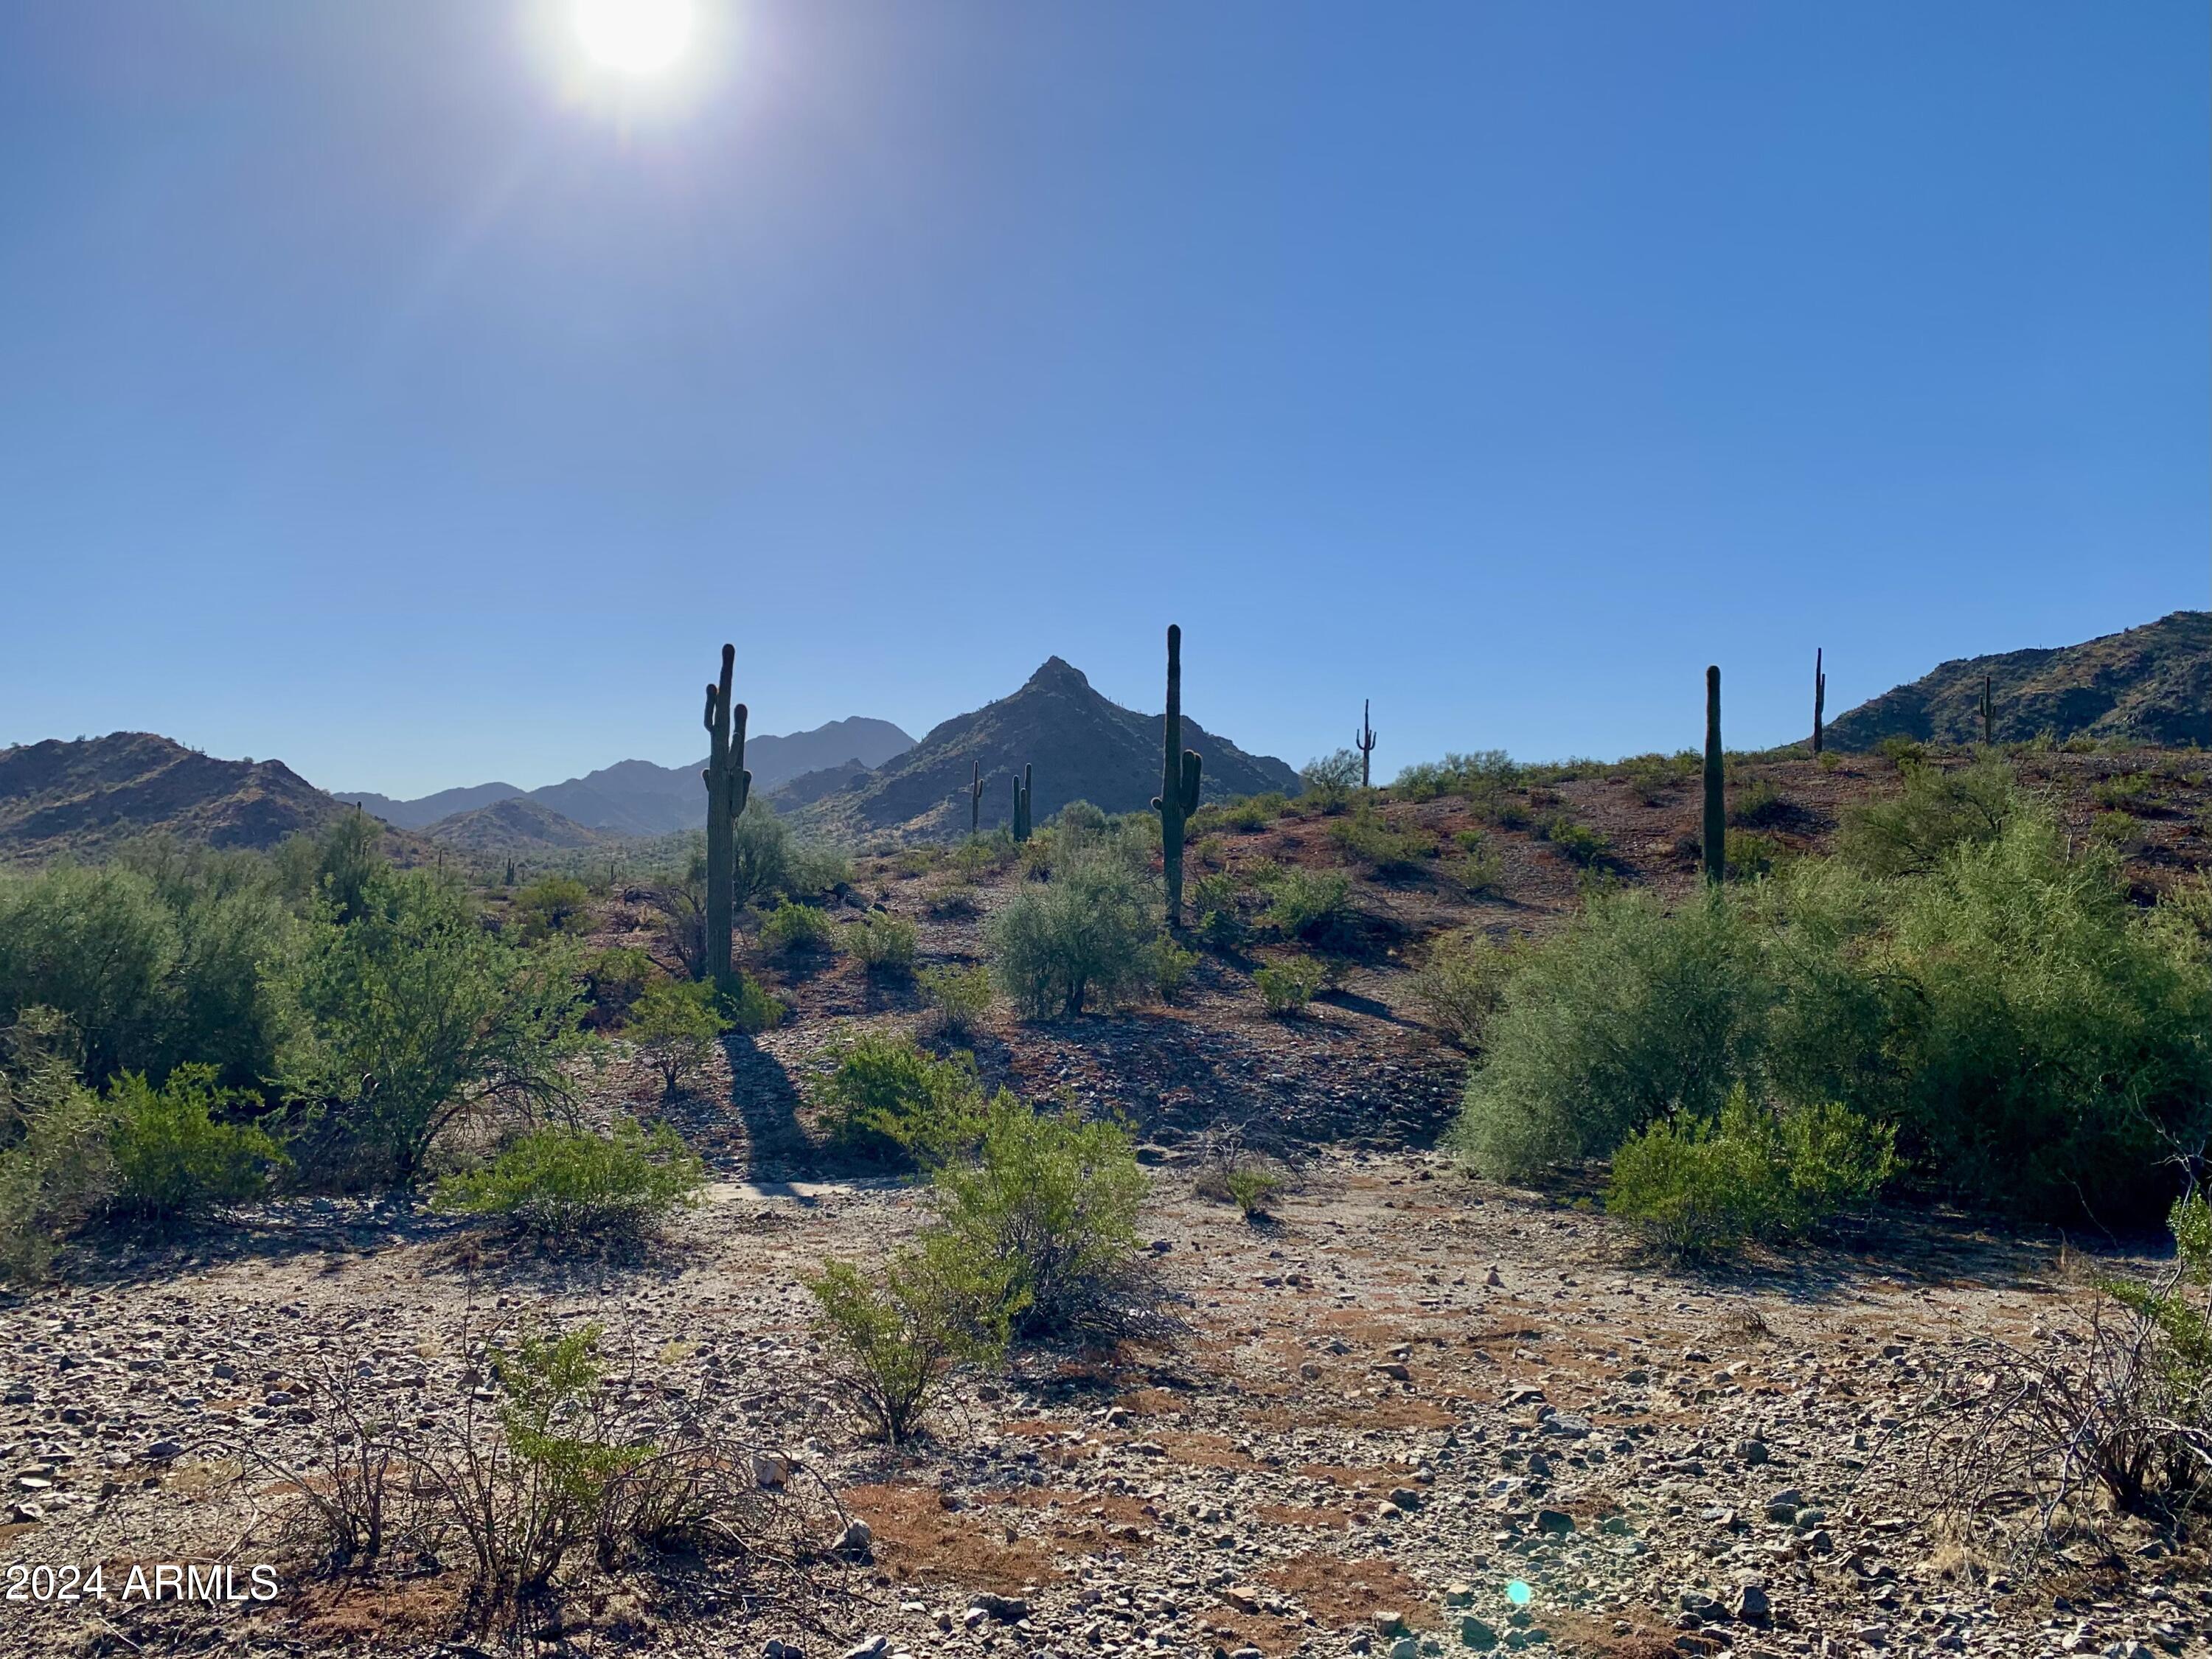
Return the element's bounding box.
[1812,649,1826,756]
[1011,764,1033,842]
[1153,624,1204,928]
[969,759,985,835]
[1703,665,1725,885]
[701,643,751,993]
[1354,700,1378,789]
[1980,674,1993,745]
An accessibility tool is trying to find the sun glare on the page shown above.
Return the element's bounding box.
[572,0,697,76]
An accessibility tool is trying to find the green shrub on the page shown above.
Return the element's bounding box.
[924,1097,1166,1341]
[918,964,993,1040]
[1487,799,1532,831]
[1875,813,2212,1220]
[282,869,585,1189]
[812,1034,989,1165]
[582,946,653,1028]
[1391,751,1517,804]
[1256,957,1325,1017]
[107,1065,284,1225]
[1450,890,1770,1180]
[1836,759,2017,876]
[1225,1167,1280,1222]
[2091,810,2144,852]
[987,855,1159,1018]
[1725,830,1785,880]
[1728,779,1789,828]
[759,901,835,955]
[512,877,591,942]
[1453,828,1504,896]
[924,878,982,919]
[2091,773,2155,812]
[432,1117,706,1240]
[728,801,793,909]
[1299,750,1365,812]
[625,979,728,1098]
[1262,869,1354,946]
[844,913,919,975]
[1328,808,1430,876]
[1151,939,1199,1003]
[805,1243,1015,1444]
[724,975,785,1035]
[1411,928,1514,1052]
[1878,736,1927,769]
[950,833,1016,879]
[0,1013,120,1281]
[1622,755,1676,807]
[1189,872,1248,949]
[1604,1090,1894,1261]
[1540,816,1612,868]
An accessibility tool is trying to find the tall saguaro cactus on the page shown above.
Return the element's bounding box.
[1011,765,1033,842]
[969,759,984,835]
[1981,675,1994,745]
[1154,624,1204,928]
[1703,665,1725,886]
[1812,648,1826,756]
[1354,700,1378,789]
[701,643,751,994]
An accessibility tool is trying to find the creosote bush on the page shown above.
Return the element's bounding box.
[1411,928,1515,1052]
[1260,868,1355,947]
[843,912,919,975]
[805,1242,1015,1444]
[1604,1088,1895,1261]
[759,901,835,955]
[432,1117,706,1241]
[987,854,1159,1017]
[1256,957,1325,1017]
[107,1064,285,1225]
[624,978,728,1099]
[812,1033,989,1166]
[918,963,992,1040]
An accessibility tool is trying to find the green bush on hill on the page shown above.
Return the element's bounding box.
[433,1116,706,1240]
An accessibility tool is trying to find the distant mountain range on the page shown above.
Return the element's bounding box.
[0,733,392,866]
[1826,611,2208,751]
[788,657,1303,843]
[4,616,2200,865]
[330,716,916,836]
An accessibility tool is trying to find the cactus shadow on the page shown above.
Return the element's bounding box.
[715,1034,818,1182]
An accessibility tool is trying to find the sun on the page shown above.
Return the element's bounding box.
[571,0,697,76]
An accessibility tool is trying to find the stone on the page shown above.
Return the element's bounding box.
[831,1519,872,1559]
[841,1640,886,1659]
[1388,1639,1419,1659]
[753,1453,789,1489]
[1730,1584,1770,1624]
[1224,1586,1265,1615]
[970,1593,1029,1624]
[1535,1509,1574,1535]
[1388,1487,1424,1512]
[1457,1618,1498,1651]
[1735,1439,1769,1464]
[143,1441,181,1462]
[1372,1610,1409,1637]
[1442,1585,1474,1609]
[762,1641,803,1659]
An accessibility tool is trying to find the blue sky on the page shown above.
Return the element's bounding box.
[1,1,2203,796]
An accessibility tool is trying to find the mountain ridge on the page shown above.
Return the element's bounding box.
[1824,611,2208,751]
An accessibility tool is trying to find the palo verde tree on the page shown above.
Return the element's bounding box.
[700,643,751,995]
[1152,624,1203,928]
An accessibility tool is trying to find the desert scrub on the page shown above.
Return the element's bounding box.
[1411,928,1515,1052]
[1836,757,2017,875]
[624,978,728,1099]
[510,876,592,942]
[722,975,784,1034]
[1725,829,1786,880]
[1260,867,1355,947]
[1298,750,1364,813]
[1328,807,1430,876]
[1538,815,1611,869]
[1151,939,1199,1003]
[1604,1090,1896,1262]
[924,877,982,919]
[759,900,835,955]
[805,1242,1015,1444]
[811,1033,989,1166]
[925,1096,1170,1343]
[844,912,919,975]
[1255,956,1325,1017]
[918,963,992,1040]
[432,1117,706,1241]
[1452,828,1504,895]
[1727,779,1790,829]
[107,1065,285,1225]
[988,854,1159,1017]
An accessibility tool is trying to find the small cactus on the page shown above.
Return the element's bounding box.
[969,759,984,835]
[1354,700,1378,789]
[1703,665,1725,886]
[1011,763,1033,842]
[1154,625,1204,927]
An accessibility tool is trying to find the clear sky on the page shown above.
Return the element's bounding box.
[1,2,2204,796]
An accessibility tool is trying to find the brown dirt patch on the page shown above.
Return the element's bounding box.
[843,1483,1060,1595]
[281,1571,467,1646]
[1260,1551,1436,1630]
[1253,1503,1352,1530]
[1113,1388,1189,1418]
[1155,1432,1257,1470]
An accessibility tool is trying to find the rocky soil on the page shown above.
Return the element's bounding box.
[3,1144,2204,1659]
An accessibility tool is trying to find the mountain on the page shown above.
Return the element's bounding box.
[330,781,526,830]
[421,796,611,854]
[0,732,360,864]
[785,658,1301,841]
[1826,611,2210,751]
[330,716,916,838]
